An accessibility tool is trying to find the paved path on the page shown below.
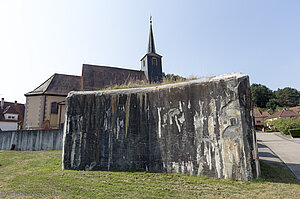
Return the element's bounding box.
[257,131,300,181]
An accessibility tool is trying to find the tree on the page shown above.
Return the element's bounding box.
[275,87,300,107]
[266,98,280,110]
[250,84,275,108]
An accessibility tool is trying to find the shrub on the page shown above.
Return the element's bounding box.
[264,129,277,133]
[269,117,300,135]
[288,128,300,137]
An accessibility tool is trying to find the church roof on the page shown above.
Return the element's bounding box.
[82,64,146,91]
[25,73,81,96]
[148,19,156,54]
[141,18,162,60]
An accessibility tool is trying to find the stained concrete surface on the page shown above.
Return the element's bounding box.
[257,131,300,181]
[0,129,62,151]
[62,73,260,180]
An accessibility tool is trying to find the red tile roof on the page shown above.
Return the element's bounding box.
[253,108,262,117]
[266,109,300,119]
[253,108,270,118]
[261,111,270,117]
[289,106,300,113]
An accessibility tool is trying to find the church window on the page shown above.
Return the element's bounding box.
[152,58,157,66]
[51,102,58,114]
[143,60,145,67]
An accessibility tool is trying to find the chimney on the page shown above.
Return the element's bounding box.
[1,98,4,110]
[14,100,17,105]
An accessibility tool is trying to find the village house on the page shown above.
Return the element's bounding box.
[263,109,300,130]
[253,107,270,130]
[0,98,25,131]
[23,19,163,130]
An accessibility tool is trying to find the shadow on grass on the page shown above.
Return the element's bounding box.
[254,161,300,185]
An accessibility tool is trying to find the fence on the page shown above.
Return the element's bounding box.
[0,129,62,151]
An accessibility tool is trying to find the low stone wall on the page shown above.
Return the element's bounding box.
[0,129,62,151]
[62,73,260,180]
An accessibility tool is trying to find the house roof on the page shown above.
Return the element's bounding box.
[266,109,300,119]
[261,111,271,117]
[253,108,263,117]
[289,106,300,113]
[3,105,18,114]
[25,73,81,96]
[0,101,25,123]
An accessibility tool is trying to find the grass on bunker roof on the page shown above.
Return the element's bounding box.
[100,74,196,91]
[0,150,299,199]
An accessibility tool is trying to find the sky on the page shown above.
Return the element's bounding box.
[0,0,300,103]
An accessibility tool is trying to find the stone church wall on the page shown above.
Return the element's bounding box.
[62,73,260,180]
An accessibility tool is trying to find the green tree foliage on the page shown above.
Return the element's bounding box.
[275,87,300,107]
[250,84,275,108]
[266,98,280,110]
[269,117,300,135]
[251,84,300,109]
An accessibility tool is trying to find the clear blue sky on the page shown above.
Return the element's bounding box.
[1,0,300,103]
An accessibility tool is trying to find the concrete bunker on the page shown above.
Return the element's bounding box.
[62,73,260,180]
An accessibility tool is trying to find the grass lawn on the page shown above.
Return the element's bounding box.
[0,150,299,198]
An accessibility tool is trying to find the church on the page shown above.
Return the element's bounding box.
[23,19,163,130]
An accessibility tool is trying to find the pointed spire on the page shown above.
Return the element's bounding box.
[147,16,156,53]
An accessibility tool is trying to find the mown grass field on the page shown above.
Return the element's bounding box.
[0,150,299,199]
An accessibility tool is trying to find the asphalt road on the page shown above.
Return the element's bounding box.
[257,131,300,181]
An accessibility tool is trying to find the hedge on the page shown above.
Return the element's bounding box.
[265,129,277,133]
[288,128,300,138]
[269,117,300,135]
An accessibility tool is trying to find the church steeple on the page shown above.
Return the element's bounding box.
[141,17,163,83]
[148,17,156,53]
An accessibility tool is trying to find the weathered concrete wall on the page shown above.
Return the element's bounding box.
[62,73,260,180]
[0,129,62,151]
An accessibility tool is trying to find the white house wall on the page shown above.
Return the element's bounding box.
[4,113,18,121]
[0,121,18,131]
